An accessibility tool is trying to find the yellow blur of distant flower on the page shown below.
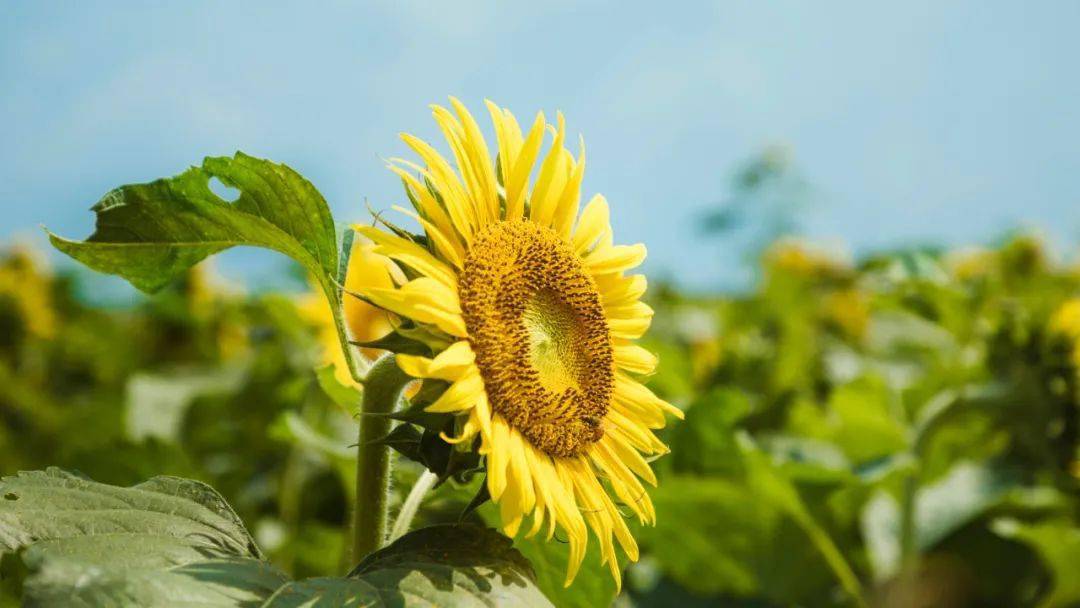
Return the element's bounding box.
[945,246,997,281]
[183,261,250,361]
[354,98,683,588]
[1050,298,1080,368]
[0,246,57,340]
[765,238,849,280]
[343,239,405,361]
[298,239,401,386]
[824,288,869,340]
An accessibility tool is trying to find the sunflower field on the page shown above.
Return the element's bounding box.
[3,104,1080,608]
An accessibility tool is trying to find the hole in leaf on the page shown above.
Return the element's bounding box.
[208,177,240,202]
[3,492,18,501]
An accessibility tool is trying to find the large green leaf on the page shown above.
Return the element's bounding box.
[636,476,832,602]
[992,518,1080,608]
[48,152,338,294]
[474,502,617,608]
[508,533,617,608]
[23,555,287,608]
[0,468,260,558]
[787,376,908,465]
[861,460,1061,581]
[669,388,751,476]
[125,367,245,443]
[2,470,550,607]
[263,524,552,607]
[638,439,865,606]
[0,468,282,607]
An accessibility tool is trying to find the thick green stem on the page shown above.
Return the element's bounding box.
[350,353,412,565]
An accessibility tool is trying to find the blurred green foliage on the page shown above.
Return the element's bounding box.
[4,226,1080,606]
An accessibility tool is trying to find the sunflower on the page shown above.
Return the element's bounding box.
[298,238,403,385]
[343,238,406,361]
[354,98,682,587]
[1050,298,1080,368]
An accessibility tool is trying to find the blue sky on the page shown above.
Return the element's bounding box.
[3,2,1079,292]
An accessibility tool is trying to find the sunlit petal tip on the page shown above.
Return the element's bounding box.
[658,399,685,420]
[393,354,429,379]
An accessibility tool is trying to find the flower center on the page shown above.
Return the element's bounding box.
[458,220,612,457]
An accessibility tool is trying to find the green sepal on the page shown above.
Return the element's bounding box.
[460,478,492,521]
[350,331,433,357]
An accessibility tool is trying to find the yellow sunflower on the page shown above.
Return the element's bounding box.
[1050,298,1080,368]
[353,98,682,588]
[298,238,403,385]
[343,238,406,361]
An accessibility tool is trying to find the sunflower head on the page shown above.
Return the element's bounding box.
[459,219,613,458]
[351,98,682,587]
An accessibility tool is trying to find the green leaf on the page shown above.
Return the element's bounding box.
[459,480,491,521]
[48,152,338,294]
[376,424,425,463]
[639,439,865,606]
[787,376,908,465]
[992,518,1080,608]
[1,468,284,607]
[669,388,751,476]
[314,363,363,415]
[270,411,353,462]
[738,437,865,605]
[508,534,617,608]
[861,461,1038,581]
[23,556,287,608]
[3,472,550,607]
[315,524,551,607]
[260,577,382,607]
[376,423,482,484]
[475,505,616,608]
[0,468,260,558]
[351,331,433,357]
[125,367,245,444]
[388,380,455,431]
[636,476,829,602]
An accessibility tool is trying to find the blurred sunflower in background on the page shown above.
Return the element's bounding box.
[298,238,402,385]
[353,98,683,587]
[0,246,57,341]
[1050,298,1080,368]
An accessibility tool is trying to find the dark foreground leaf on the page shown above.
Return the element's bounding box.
[23,556,286,608]
[0,467,260,559]
[0,468,283,607]
[993,518,1080,608]
[339,523,552,607]
[2,470,550,607]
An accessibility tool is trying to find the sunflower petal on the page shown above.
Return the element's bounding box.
[354,225,458,289]
[586,242,647,275]
[425,367,483,413]
[506,111,546,220]
[613,342,658,375]
[362,278,467,338]
[396,341,475,381]
[572,194,610,254]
